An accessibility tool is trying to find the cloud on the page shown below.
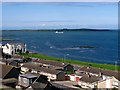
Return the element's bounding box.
[22,20,75,23]
[2,0,119,2]
[41,24,46,26]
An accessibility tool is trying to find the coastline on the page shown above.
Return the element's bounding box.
[20,53,120,71]
[2,28,117,32]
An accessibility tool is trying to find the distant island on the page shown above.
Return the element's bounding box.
[2,28,115,32]
[78,46,95,49]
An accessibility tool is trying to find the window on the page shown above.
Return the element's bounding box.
[23,78,28,84]
[29,79,33,84]
[113,81,118,86]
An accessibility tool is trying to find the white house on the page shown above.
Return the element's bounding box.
[1,43,27,55]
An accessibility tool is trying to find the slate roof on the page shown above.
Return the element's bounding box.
[34,59,67,67]
[79,66,120,81]
[2,78,17,84]
[0,64,20,79]
[22,63,63,75]
[20,73,38,79]
[80,75,102,83]
[30,82,48,90]
[7,41,26,46]
[0,64,13,79]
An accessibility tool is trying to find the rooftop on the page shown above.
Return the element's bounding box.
[80,75,102,83]
[22,62,63,75]
[34,59,67,67]
[0,64,13,79]
[79,66,120,80]
[20,73,38,79]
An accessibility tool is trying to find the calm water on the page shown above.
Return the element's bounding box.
[2,30,118,65]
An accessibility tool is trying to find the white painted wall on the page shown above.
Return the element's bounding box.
[2,43,27,55]
[2,44,15,55]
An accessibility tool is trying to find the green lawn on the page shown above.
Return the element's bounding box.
[20,53,120,71]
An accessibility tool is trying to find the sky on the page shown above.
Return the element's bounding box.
[1,0,120,2]
[1,2,118,30]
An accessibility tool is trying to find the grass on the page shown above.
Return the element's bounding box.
[0,38,14,41]
[20,53,120,71]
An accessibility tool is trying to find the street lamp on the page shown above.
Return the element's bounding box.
[115,61,118,71]
[63,54,69,63]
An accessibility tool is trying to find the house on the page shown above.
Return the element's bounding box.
[18,73,45,87]
[18,72,49,89]
[97,76,119,89]
[1,42,26,55]
[68,74,82,82]
[34,59,74,72]
[77,66,120,89]
[78,66,119,79]
[78,75,102,89]
[6,58,24,67]
[0,48,12,60]
[78,75,119,89]
[0,64,21,88]
[18,72,62,90]
[21,62,65,81]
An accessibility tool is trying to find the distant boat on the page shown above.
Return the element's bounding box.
[55,31,64,34]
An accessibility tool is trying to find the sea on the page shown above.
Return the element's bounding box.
[2,30,118,65]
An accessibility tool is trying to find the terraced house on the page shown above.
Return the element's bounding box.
[77,66,120,89]
[21,62,65,81]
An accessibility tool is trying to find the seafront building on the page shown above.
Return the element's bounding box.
[1,42,26,55]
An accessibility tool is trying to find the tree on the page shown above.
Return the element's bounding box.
[26,51,29,54]
[23,57,32,62]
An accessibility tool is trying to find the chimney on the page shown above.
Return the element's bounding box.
[88,74,91,78]
[87,66,90,69]
[99,72,103,77]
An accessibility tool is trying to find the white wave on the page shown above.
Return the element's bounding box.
[45,41,56,49]
[31,46,36,48]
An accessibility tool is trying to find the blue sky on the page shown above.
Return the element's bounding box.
[2,2,118,30]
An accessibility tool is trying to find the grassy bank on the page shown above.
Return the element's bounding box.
[0,38,14,41]
[20,53,120,71]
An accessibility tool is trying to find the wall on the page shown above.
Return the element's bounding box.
[57,72,65,81]
[78,81,95,88]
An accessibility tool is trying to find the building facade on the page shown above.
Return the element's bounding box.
[1,43,27,55]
